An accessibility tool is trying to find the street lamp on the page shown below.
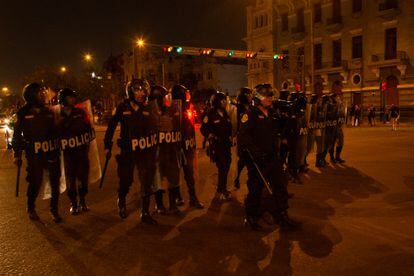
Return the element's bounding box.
[84,53,92,62]
[133,37,145,78]
[136,38,145,48]
[60,66,67,73]
[2,87,9,93]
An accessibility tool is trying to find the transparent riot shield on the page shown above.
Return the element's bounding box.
[131,100,161,197]
[76,100,102,184]
[42,104,66,200]
[314,99,327,155]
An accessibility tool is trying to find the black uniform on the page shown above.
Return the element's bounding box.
[238,106,291,229]
[234,101,251,187]
[104,99,158,217]
[13,104,61,217]
[273,92,291,165]
[60,107,93,211]
[200,108,232,195]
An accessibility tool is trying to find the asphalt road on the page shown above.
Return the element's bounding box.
[0,124,413,275]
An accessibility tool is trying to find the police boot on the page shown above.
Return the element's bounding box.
[275,211,301,231]
[70,200,80,215]
[141,196,158,225]
[315,153,324,168]
[79,197,89,212]
[335,146,345,163]
[189,188,204,209]
[50,209,62,223]
[329,149,337,164]
[168,188,182,216]
[175,188,185,207]
[244,216,262,231]
[27,208,40,221]
[154,190,167,215]
[117,197,127,219]
[27,199,39,220]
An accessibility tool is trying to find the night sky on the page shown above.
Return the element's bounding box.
[1,0,249,93]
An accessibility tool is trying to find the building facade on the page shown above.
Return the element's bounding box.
[245,0,414,110]
[122,48,247,97]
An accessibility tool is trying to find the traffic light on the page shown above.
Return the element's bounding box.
[273,53,284,60]
[176,47,183,54]
[246,52,257,59]
[199,48,214,56]
[163,46,174,53]
[228,50,235,57]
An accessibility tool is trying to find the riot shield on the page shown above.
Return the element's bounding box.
[42,104,66,200]
[314,100,327,155]
[76,100,102,184]
[131,100,161,197]
[181,102,199,180]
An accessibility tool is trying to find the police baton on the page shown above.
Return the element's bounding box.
[245,149,273,195]
[15,159,22,197]
[99,151,111,189]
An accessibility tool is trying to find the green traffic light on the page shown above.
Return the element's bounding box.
[228,51,234,57]
[273,54,279,60]
[176,47,183,53]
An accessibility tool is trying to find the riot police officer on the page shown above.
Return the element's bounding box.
[239,84,298,230]
[200,91,233,201]
[234,87,253,189]
[104,79,158,224]
[13,83,62,223]
[331,81,346,163]
[273,90,291,166]
[58,88,93,215]
[171,85,204,209]
[286,91,308,181]
[149,85,182,215]
[323,94,337,164]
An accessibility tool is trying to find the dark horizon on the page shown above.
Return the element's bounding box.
[0,0,249,94]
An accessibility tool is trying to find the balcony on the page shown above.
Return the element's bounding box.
[378,1,400,19]
[369,51,409,67]
[310,60,348,73]
[325,17,343,33]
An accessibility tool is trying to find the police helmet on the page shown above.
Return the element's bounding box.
[149,85,169,108]
[171,84,188,102]
[279,90,290,101]
[210,91,227,109]
[125,79,150,100]
[237,87,253,105]
[254,84,274,101]
[22,83,45,105]
[58,88,77,106]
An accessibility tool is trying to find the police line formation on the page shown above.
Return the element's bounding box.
[12,79,346,231]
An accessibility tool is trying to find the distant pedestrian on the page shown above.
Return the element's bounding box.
[390,104,400,131]
[368,105,376,126]
[354,105,361,127]
[349,104,355,126]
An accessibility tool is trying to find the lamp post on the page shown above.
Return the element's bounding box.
[133,38,145,78]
